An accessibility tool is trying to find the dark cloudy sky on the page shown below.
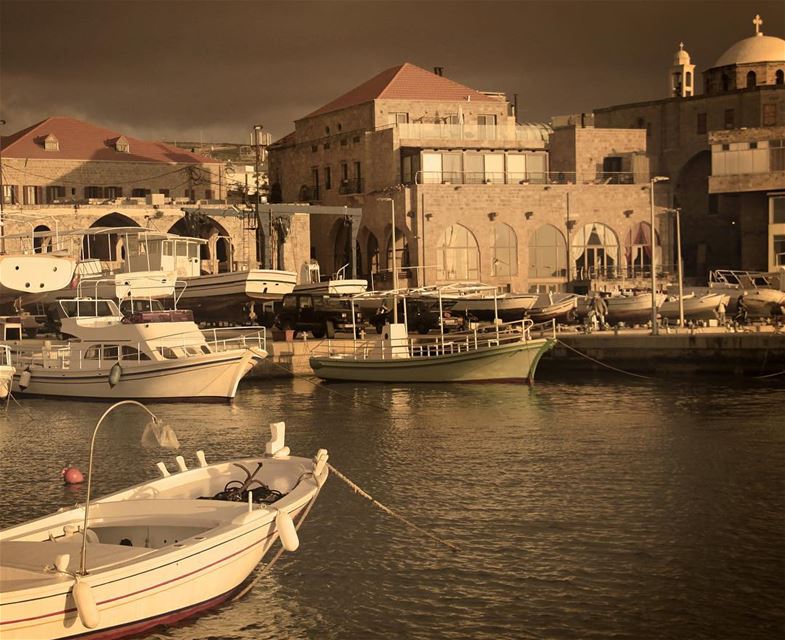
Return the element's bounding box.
[1,0,783,143]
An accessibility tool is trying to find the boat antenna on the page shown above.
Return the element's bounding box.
[78,400,166,575]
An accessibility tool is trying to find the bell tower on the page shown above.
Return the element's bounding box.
[670,42,695,97]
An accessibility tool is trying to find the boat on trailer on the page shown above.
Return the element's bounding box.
[0,402,329,640]
[293,261,367,296]
[309,285,555,383]
[659,292,729,322]
[11,298,266,401]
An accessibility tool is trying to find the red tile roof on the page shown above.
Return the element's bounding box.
[303,63,500,119]
[0,117,220,164]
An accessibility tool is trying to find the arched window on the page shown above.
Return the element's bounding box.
[721,73,730,92]
[386,229,410,272]
[437,224,479,281]
[33,224,52,253]
[255,226,266,266]
[572,223,619,279]
[746,71,756,89]
[491,223,517,276]
[686,71,692,87]
[528,224,566,278]
[624,222,660,275]
[776,69,784,85]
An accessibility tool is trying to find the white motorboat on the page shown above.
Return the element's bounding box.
[660,292,729,322]
[448,290,539,321]
[0,401,329,640]
[0,345,13,400]
[706,269,785,317]
[11,298,266,401]
[310,285,554,383]
[293,261,367,296]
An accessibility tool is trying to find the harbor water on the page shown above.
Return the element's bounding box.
[1,376,783,640]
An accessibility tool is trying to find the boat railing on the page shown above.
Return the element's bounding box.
[0,345,12,367]
[200,326,267,354]
[316,318,542,361]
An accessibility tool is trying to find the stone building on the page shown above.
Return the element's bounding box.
[269,63,666,293]
[0,117,311,276]
[594,14,785,277]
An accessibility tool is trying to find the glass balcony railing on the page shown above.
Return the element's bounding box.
[396,122,550,146]
[414,170,640,186]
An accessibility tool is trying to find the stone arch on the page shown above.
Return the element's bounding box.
[385,225,410,273]
[364,230,380,276]
[572,222,619,279]
[528,224,567,278]
[329,217,354,276]
[84,212,140,261]
[436,224,479,282]
[33,224,53,253]
[168,213,231,274]
[491,222,517,276]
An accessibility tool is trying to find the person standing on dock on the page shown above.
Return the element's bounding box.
[716,299,726,326]
[736,292,749,325]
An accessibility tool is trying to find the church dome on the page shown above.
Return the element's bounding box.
[714,34,785,67]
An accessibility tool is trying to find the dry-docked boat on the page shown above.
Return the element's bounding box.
[446,289,539,322]
[659,292,729,322]
[293,261,367,296]
[11,298,266,401]
[705,269,785,317]
[0,253,78,306]
[310,284,554,383]
[525,293,579,323]
[0,402,329,640]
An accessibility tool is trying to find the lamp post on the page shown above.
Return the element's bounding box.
[379,196,398,322]
[649,176,669,335]
[672,207,685,328]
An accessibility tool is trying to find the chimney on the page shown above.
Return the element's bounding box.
[433,66,444,77]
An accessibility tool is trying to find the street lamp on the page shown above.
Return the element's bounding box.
[649,176,669,335]
[379,196,398,322]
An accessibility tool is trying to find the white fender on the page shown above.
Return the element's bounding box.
[276,510,299,552]
[73,578,100,629]
[19,369,32,390]
[108,362,122,388]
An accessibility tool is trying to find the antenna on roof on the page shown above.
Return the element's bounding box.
[433,66,444,77]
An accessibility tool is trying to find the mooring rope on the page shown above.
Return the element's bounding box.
[555,339,655,380]
[327,463,460,553]
[754,368,785,379]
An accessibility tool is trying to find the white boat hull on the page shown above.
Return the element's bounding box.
[660,293,727,321]
[12,349,264,401]
[0,255,78,305]
[294,279,368,295]
[179,270,297,302]
[0,453,327,640]
[310,338,554,383]
[450,294,539,321]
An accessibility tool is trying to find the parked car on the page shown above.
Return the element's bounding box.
[275,293,365,338]
[372,298,465,334]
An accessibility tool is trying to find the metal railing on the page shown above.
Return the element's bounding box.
[312,318,552,361]
[396,122,550,145]
[414,170,640,186]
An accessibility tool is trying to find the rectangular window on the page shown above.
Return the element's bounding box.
[772,197,785,223]
[325,166,332,190]
[774,235,785,267]
[131,188,150,197]
[393,112,409,124]
[762,104,777,127]
[2,185,18,204]
[311,167,320,200]
[205,189,214,199]
[23,186,41,205]
[323,143,330,150]
[45,185,66,202]
[84,186,103,199]
[158,189,170,197]
[724,108,735,129]
[105,186,122,199]
[708,194,720,215]
[311,145,318,152]
[697,112,707,134]
[340,162,349,181]
[771,139,785,171]
[354,161,362,190]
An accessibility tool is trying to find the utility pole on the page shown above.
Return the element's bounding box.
[252,124,267,268]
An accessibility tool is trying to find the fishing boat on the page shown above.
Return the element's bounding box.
[525,293,579,324]
[11,298,266,401]
[293,261,367,296]
[445,289,539,322]
[660,292,729,322]
[309,285,555,383]
[0,401,329,640]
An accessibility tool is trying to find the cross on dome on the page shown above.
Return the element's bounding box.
[753,14,763,36]
[679,42,684,50]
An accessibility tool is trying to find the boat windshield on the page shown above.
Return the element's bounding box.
[59,299,118,318]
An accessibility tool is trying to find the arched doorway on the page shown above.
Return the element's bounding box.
[331,218,354,276]
[572,222,619,279]
[33,225,52,253]
[84,212,140,262]
[386,228,410,275]
[366,232,379,277]
[675,151,713,276]
[436,224,479,281]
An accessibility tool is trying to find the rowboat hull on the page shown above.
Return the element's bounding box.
[0,453,327,640]
[310,337,554,383]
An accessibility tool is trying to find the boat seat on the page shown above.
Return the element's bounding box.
[0,539,153,575]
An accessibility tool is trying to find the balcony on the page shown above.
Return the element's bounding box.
[338,178,363,195]
[395,122,550,148]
